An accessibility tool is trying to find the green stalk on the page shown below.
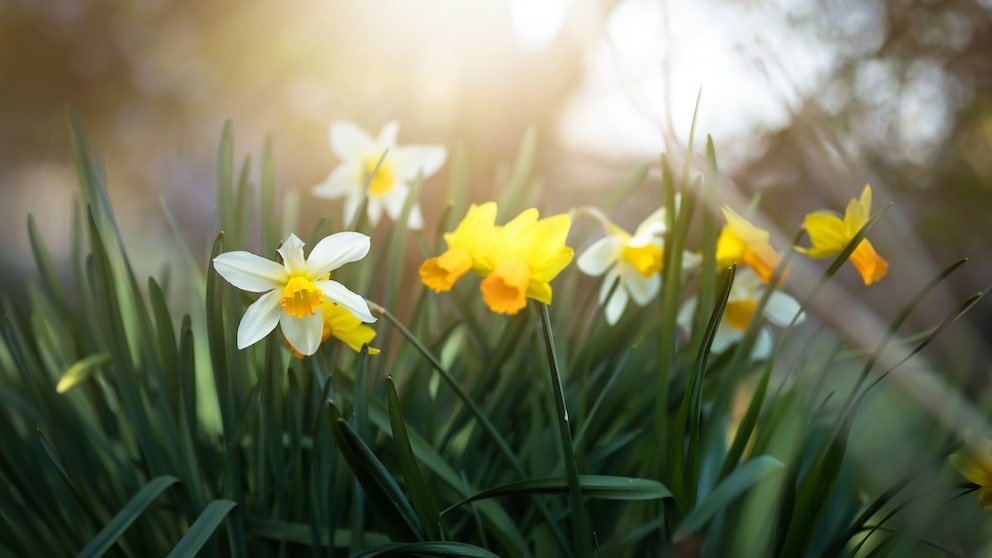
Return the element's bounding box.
[539,304,592,557]
[374,302,570,554]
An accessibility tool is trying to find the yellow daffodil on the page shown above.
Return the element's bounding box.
[419,202,498,292]
[286,299,379,359]
[677,268,803,359]
[474,208,573,315]
[577,206,700,325]
[213,233,375,356]
[312,120,447,230]
[950,438,992,509]
[796,185,888,285]
[716,206,782,284]
[420,203,573,315]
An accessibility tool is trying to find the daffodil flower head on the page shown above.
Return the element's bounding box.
[419,202,498,292]
[950,436,992,509]
[212,232,376,356]
[578,206,698,325]
[677,268,803,359]
[474,208,574,315]
[285,299,379,359]
[312,120,447,230]
[716,206,782,284]
[796,185,888,285]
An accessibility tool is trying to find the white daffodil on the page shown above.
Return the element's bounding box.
[677,268,803,359]
[311,120,447,230]
[213,233,376,356]
[577,206,699,325]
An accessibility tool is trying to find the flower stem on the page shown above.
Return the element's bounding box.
[539,303,593,558]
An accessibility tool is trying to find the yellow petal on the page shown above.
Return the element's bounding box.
[742,243,781,284]
[419,247,473,292]
[849,239,887,285]
[481,256,530,314]
[798,212,848,258]
[721,206,769,245]
[323,301,380,354]
[843,185,872,235]
[950,452,992,487]
[716,227,748,269]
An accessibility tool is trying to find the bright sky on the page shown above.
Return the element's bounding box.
[552,0,835,161]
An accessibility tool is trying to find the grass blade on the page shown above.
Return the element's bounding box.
[76,476,179,558]
[165,499,237,558]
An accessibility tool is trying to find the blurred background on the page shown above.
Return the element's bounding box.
[1,0,990,384]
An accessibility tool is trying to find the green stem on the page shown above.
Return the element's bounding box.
[539,304,592,558]
[374,302,571,554]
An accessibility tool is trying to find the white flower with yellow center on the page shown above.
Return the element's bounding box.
[212,233,376,356]
[311,120,447,230]
[577,207,700,325]
[677,268,803,359]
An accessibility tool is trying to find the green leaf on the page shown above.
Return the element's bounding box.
[75,476,179,558]
[497,125,537,212]
[56,352,110,394]
[387,377,440,539]
[329,404,426,543]
[674,455,784,541]
[443,475,673,514]
[165,499,237,558]
[350,541,501,558]
[244,517,390,548]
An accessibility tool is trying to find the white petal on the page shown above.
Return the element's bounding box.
[379,182,411,220]
[237,290,283,349]
[318,280,376,323]
[213,252,286,292]
[710,323,740,354]
[764,291,804,327]
[604,287,629,326]
[635,207,667,237]
[330,120,376,160]
[365,197,384,226]
[312,164,359,199]
[277,234,307,272]
[598,268,621,303]
[676,297,697,330]
[306,232,371,276]
[680,250,703,274]
[280,311,324,356]
[577,236,623,276]
[405,204,424,230]
[624,266,660,306]
[377,121,400,147]
[391,145,447,179]
[751,327,773,359]
[342,192,364,227]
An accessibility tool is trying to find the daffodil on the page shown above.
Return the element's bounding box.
[677,268,803,359]
[949,437,992,509]
[716,206,782,284]
[285,299,379,359]
[311,120,447,230]
[577,206,700,325]
[213,233,375,356]
[796,185,888,285]
[419,202,498,292]
[473,208,573,315]
[420,203,573,315]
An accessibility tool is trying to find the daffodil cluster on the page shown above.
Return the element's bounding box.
[216,118,889,363]
[420,202,574,315]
